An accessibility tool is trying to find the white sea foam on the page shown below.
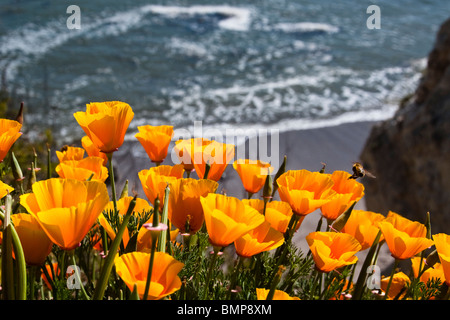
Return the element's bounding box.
[273,22,339,34]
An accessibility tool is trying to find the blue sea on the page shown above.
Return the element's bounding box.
[0,0,449,142]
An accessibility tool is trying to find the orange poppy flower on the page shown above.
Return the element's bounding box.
[378,211,433,260]
[138,164,185,205]
[11,213,53,266]
[99,196,153,248]
[0,180,14,199]
[233,159,274,195]
[341,210,385,250]
[81,135,108,165]
[380,272,410,299]
[55,157,109,182]
[135,125,174,164]
[276,169,336,216]
[114,251,184,300]
[173,139,196,172]
[256,288,300,300]
[242,199,299,234]
[320,171,365,221]
[200,193,265,248]
[167,178,218,234]
[234,220,284,258]
[306,231,361,273]
[20,178,110,251]
[432,233,450,286]
[174,138,235,181]
[136,223,179,253]
[56,146,85,162]
[0,119,22,162]
[411,256,444,286]
[73,101,134,153]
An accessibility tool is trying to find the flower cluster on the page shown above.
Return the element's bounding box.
[0,101,448,301]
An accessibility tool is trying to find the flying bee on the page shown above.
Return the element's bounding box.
[348,162,376,180]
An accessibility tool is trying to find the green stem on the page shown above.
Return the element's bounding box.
[93,195,136,300]
[266,265,284,300]
[384,259,400,300]
[143,234,158,300]
[69,251,90,300]
[107,152,117,214]
[203,246,220,300]
[157,186,170,253]
[227,256,244,299]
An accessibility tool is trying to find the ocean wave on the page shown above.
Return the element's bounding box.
[273,22,339,34]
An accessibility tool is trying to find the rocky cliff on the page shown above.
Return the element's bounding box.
[360,17,450,233]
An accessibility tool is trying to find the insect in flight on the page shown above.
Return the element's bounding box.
[348,162,376,180]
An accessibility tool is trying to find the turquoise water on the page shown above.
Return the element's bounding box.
[0,0,448,141]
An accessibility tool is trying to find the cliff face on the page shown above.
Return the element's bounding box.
[360,17,450,232]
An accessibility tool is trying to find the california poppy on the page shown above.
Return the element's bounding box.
[20,178,110,251]
[200,193,265,248]
[56,146,85,162]
[11,213,53,266]
[0,180,14,199]
[0,118,22,162]
[114,251,184,300]
[135,125,174,164]
[73,101,134,153]
[341,210,385,250]
[167,178,218,234]
[411,256,444,286]
[276,169,336,216]
[138,164,184,205]
[256,288,300,300]
[173,139,196,172]
[380,272,410,299]
[320,170,364,221]
[233,159,273,195]
[55,157,108,182]
[306,231,361,273]
[378,212,433,260]
[432,233,450,286]
[234,220,284,258]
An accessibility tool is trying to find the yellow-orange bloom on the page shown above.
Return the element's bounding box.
[55,157,108,182]
[115,251,184,300]
[432,233,450,286]
[0,119,22,162]
[136,223,179,253]
[320,170,365,221]
[138,164,184,205]
[73,101,134,153]
[167,178,218,234]
[135,125,173,164]
[276,169,336,216]
[378,211,433,260]
[234,220,284,258]
[56,146,85,162]
[20,178,110,251]
[233,159,273,194]
[0,180,14,199]
[99,196,153,248]
[381,272,410,299]
[242,199,299,234]
[341,210,385,250]
[200,193,265,247]
[411,256,444,286]
[11,213,53,266]
[306,231,361,273]
[81,135,108,165]
[256,288,300,300]
[174,138,235,181]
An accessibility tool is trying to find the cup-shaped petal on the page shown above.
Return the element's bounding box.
[56,146,85,162]
[81,135,108,165]
[73,101,134,153]
[115,251,184,300]
[0,119,22,162]
[167,178,218,234]
[320,170,365,221]
[200,193,265,247]
[306,231,361,273]
[432,233,450,286]
[11,213,53,266]
[234,220,284,257]
[276,170,336,216]
[341,210,385,250]
[378,212,433,260]
[256,288,300,300]
[233,159,274,194]
[20,178,110,250]
[135,125,173,164]
[55,157,108,182]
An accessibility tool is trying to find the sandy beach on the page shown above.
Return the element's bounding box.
[114,120,393,274]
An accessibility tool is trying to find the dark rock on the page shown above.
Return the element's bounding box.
[360,17,450,232]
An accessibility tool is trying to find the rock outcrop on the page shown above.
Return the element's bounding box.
[360,17,450,232]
